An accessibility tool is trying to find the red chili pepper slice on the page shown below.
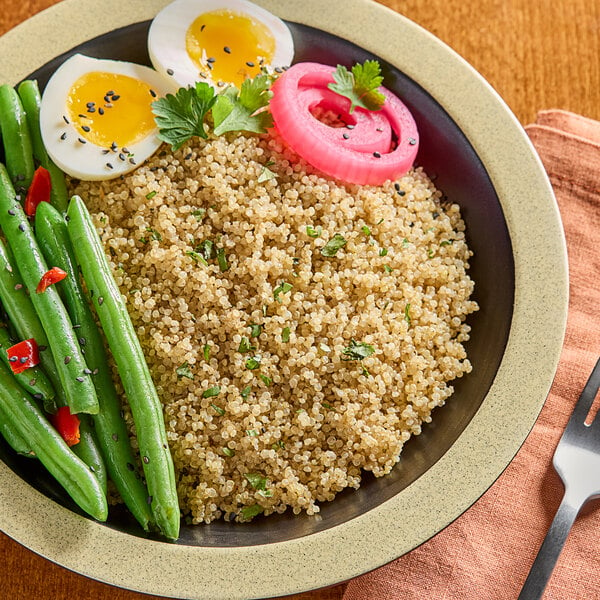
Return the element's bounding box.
[6,338,40,374]
[24,166,52,217]
[50,406,81,447]
[36,266,67,293]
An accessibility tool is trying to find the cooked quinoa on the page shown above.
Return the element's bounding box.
[70,130,478,524]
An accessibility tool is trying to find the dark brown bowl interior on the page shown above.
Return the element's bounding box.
[1,20,513,547]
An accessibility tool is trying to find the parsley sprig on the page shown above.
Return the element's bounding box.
[152,74,274,151]
[328,60,385,113]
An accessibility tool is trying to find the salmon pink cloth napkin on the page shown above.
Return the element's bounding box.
[342,109,600,600]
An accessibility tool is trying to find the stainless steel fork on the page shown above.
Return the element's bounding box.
[518,357,600,599]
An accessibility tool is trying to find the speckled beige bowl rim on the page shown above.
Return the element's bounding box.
[0,0,568,598]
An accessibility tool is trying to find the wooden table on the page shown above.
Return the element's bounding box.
[0,1,598,599]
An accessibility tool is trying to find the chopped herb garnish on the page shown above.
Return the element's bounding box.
[322,402,335,410]
[321,233,347,257]
[238,336,256,353]
[246,429,259,437]
[281,327,290,343]
[222,447,235,457]
[145,191,157,200]
[186,250,209,266]
[342,339,375,361]
[176,362,194,380]
[376,218,385,225]
[203,343,211,361]
[306,225,322,238]
[379,247,388,256]
[196,239,215,260]
[272,440,285,450]
[240,385,252,399]
[259,374,272,386]
[257,163,277,183]
[212,73,274,135]
[152,81,217,151]
[440,239,453,246]
[384,264,393,273]
[145,227,162,242]
[404,303,411,326]
[361,225,371,237]
[216,247,229,272]
[249,323,263,338]
[202,386,221,399]
[240,503,263,519]
[245,355,262,370]
[273,281,293,302]
[210,402,225,415]
[328,60,385,113]
[402,238,410,248]
[245,472,268,492]
[427,248,435,258]
[192,208,206,221]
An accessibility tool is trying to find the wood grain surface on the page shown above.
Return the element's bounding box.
[0,1,598,599]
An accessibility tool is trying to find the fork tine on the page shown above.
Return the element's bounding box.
[563,357,600,433]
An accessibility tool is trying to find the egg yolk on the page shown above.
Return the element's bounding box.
[186,9,276,87]
[66,72,157,149]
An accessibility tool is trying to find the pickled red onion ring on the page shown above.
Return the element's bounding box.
[269,62,419,186]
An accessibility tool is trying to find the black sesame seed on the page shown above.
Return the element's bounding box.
[60,132,67,140]
[106,163,113,170]
[92,368,99,375]
[129,158,136,165]
[78,114,88,119]
[7,209,15,216]
[184,152,192,160]
[62,115,69,124]
[167,68,175,75]
[33,393,43,401]
[112,433,119,442]
[408,137,417,145]
[149,89,157,97]
[90,465,96,473]
[207,57,216,63]
[142,456,150,464]
[394,182,401,192]
[274,67,283,73]
[81,125,91,132]
[98,297,104,305]
[14,283,22,290]
[90,290,94,297]
[101,149,110,155]
[246,61,255,67]
[207,62,213,70]
[87,107,96,113]
[98,107,105,115]
[342,133,350,140]
[119,153,126,161]
[19,357,27,364]
[8,356,17,362]
[76,376,85,382]
[18,223,26,232]
[112,94,120,101]
[106,90,115,96]
[86,102,95,107]
[64,356,71,364]
[29,379,37,386]
[111,141,118,150]
[200,24,205,32]
[376,127,383,132]
[78,137,87,144]
[346,124,355,130]
[72,324,81,328]
[122,147,130,154]
[78,337,87,346]
[223,46,231,53]
[83,368,92,375]
[146,496,153,505]
[373,151,381,158]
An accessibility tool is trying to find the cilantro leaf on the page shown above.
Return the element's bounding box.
[328,60,385,113]
[321,233,347,257]
[151,82,217,151]
[212,74,274,135]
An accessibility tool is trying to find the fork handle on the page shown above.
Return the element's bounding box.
[518,493,582,600]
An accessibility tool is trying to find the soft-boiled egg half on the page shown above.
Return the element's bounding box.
[148,0,294,90]
[40,54,174,181]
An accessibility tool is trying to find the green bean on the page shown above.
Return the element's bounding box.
[0,322,54,402]
[0,415,34,457]
[0,237,107,488]
[0,237,57,412]
[0,164,98,414]
[0,358,107,520]
[67,195,180,540]
[35,201,153,530]
[17,80,68,213]
[0,84,35,195]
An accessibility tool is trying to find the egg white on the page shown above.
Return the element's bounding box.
[40,54,174,181]
[148,0,295,89]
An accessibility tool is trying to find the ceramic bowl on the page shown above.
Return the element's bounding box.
[0,1,567,598]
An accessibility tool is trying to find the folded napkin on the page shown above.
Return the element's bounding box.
[342,110,600,600]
